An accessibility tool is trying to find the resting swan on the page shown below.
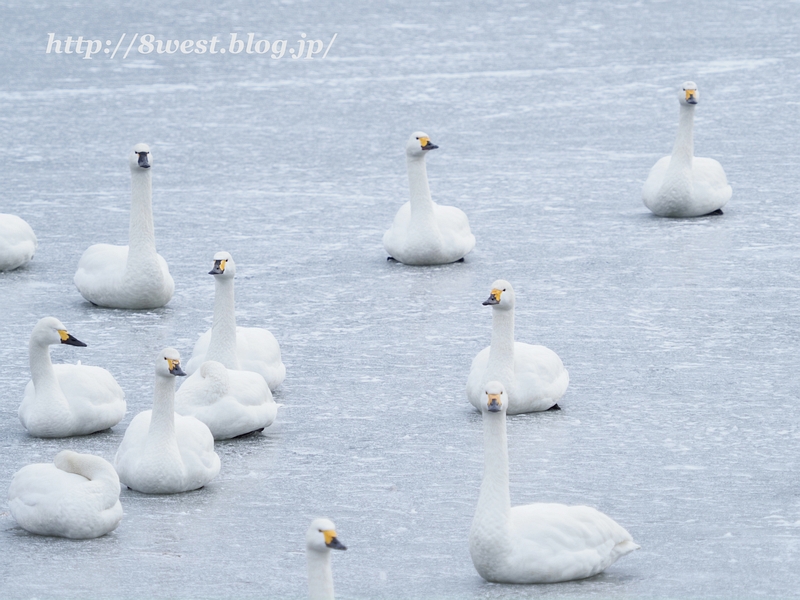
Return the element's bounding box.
[175,360,277,440]
[306,518,347,600]
[18,317,126,437]
[642,82,732,217]
[74,143,175,308]
[8,450,123,539]
[383,132,475,265]
[185,252,285,390]
[470,381,639,583]
[466,280,568,414]
[0,213,37,271]
[114,348,220,494]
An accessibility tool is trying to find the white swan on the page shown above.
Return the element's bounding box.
[306,518,347,600]
[0,213,37,271]
[175,360,277,440]
[642,81,732,217]
[8,450,123,539]
[74,143,175,308]
[383,132,475,265]
[466,280,568,414]
[185,252,285,390]
[18,317,126,438]
[470,381,639,583]
[114,348,220,494]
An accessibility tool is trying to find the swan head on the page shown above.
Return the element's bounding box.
[406,131,438,159]
[482,279,515,311]
[129,143,152,170]
[679,82,698,106]
[483,381,507,413]
[306,518,347,552]
[208,251,235,279]
[31,317,87,348]
[156,347,186,378]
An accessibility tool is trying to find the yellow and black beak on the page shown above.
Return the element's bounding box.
[487,393,502,412]
[685,89,697,104]
[323,530,347,551]
[58,330,87,347]
[209,259,227,275]
[166,358,186,377]
[482,289,502,306]
[136,151,151,169]
[419,136,438,151]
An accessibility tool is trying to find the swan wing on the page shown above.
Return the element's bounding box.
[434,203,476,258]
[54,364,126,431]
[174,413,221,486]
[74,243,128,291]
[0,214,37,270]
[508,342,569,413]
[186,329,213,375]
[236,326,285,390]
[382,201,412,256]
[642,156,671,206]
[466,346,492,410]
[692,156,732,208]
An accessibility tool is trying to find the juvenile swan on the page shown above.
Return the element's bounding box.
[642,82,732,217]
[8,450,123,539]
[185,252,285,390]
[0,213,37,271]
[74,143,175,308]
[114,348,220,494]
[466,280,568,414]
[383,132,475,265]
[19,317,126,437]
[470,381,639,583]
[306,518,347,600]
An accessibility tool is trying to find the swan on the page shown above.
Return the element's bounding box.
[185,252,285,390]
[466,280,568,414]
[470,381,639,583]
[175,360,277,440]
[306,517,347,600]
[0,213,37,271]
[114,348,220,494]
[382,132,475,265]
[642,81,732,217]
[74,143,175,308]
[18,317,126,437]
[8,450,123,539]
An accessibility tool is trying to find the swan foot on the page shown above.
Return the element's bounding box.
[547,403,561,411]
[456,257,465,263]
[705,208,724,216]
[232,427,265,439]
[387,256,397,262]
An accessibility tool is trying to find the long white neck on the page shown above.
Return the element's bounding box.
[667,103,695,176]
[487,307,515,374]
[55,452,120,506]
[407,157,438,227]
[206,276,240,369]
[29,340,66,402]
[125,168,162,281]
[307,549,335,600]
[147,375,178,447]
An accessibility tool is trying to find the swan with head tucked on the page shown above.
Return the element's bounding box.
[175,360,277,440]
[470,381,639,583]
[306,517,347,600]
[466,280,568,414]
[18,317,126,437]
[642,82,732,217]
[74,143,175,308]
[185,252,285,390]
[383,132,475,265]
[0,213,37,271]
[8,450,123,539]
[114,348,220,494]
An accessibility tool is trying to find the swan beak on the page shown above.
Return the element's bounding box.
[685,90,697,104]
[167,358,186,376]
[487,393,502,412]
[419,137,438,151]
[58,330,87,347]
[482,289,502,306]
[137,151,151,169]
[324,530,347,550]
[209,259,226,275]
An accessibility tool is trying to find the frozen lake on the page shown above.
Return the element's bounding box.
[2,0,800,597]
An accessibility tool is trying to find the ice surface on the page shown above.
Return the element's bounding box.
[2,0,800,598]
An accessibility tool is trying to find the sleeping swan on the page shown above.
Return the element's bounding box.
[0,213,37,271]
[8,450,123,539]
[383,132,475,265]
[470,381,639,583]
[18,317,126,438]
[306,518,347,600]
[74,143,175,308]
[642,82,732,217]
[114,348,220,494]
[466,280,568,414]
[185,252,285,391]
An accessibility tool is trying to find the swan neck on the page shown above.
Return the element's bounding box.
[29,340,63,397]
[307,550,335,600]
[488,308,515,368]
[128,168,157,256]
[148,375,177,442]
[206,276,240,369]
[407,157,435,219]
[478,412,512,516]
[669,104,695,169]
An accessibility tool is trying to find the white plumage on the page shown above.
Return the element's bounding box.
[0,213,37,271]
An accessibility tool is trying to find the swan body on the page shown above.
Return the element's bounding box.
[18,317,126,438]
[470,381,638,583]
[74,143,175,309]
[185,252,285,390]
[466,280,568,414]
[642,82,731,217]
[114,348,220,494]
[0,213,37,270]
[383,132,475,265]
[175,360,277,440]
[8,450,123,539]
[306,517,347,600]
